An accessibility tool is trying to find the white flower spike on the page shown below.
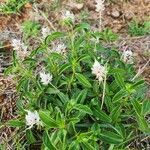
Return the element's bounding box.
[122,50,133,64]
[91,60,106,82]
[95,0,105,12]
[40,71,52,85]
[41,26,51,39]
[25,110,40,129]
[62,10,75,22]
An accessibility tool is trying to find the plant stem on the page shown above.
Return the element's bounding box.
[101,65,107,110]
[99,11,102,31]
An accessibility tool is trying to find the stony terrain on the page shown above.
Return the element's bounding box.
[0,0,150,149]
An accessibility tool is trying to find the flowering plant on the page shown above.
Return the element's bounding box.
[5,23,150,149]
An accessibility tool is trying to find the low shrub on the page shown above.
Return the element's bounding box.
[5,23,150,149]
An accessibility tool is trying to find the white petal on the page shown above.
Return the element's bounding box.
[41,27,51,39]
[91,60,106,82]
[40,72,53,85]
[25,110,40,127]
[122,50,133,64]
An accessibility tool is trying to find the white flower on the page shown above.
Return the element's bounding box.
[11,39,22,51]
[25,110,40,128]
[91,60,106,82]
[11,38,28,59]
[40,71,52,85]
[52,42,66,54]
[95,0,105,12]
[41,26,51,39]
[52,41,67,55]
[22,44,28,52]
[11,39,27,51]
[62,10,75,22]
[122,50,133,64]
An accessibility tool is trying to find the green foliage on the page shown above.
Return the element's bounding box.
[0,0,29,14]
[79,10,90,23]
[94,28,118,42]
[22,20,41,39]
[5,23,150,149]
[0,144,6,150]
[49,0,61,11]
[7,119,25,127]
[128,20,150,36]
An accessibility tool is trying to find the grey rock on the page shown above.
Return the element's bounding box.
[111,9,120,18]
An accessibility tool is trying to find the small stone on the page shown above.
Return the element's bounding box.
[85,0,95,11]
[111,9,120,18]
[89,11,99,21]
[106,11,111,15]
[144,0,150,5]
[124,11,134,20]
[67,2,84,11]
[74,3,84,10]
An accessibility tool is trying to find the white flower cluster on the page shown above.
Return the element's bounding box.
[62,10,75,22]
[41,26,51,39]
[39,71,53,85]
[25,110,41,129]
[11,39,28,59]
[52,41,67,55]
[91,60,106,82]
[11,39,27,51]
[95,0,105,12]
[122,50,133,64]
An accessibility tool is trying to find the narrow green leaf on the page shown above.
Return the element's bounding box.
[30,46,41,57]
[114,73,126,89]
[82,142,95,150]
[108,144,115,150]
[26,130,36,144]
[75,73,91,88]
[99,131,123,144]
[93,108,112,123]
[46,88,59,94]
[76,89,88,104]
[23,58,36,64]
[7,119,25,127]
[4,66,13,75]
[50,130,60,144]
[142,100,150,116]
[59,63,71,75]
[131,80,145,89]
[132,100,149,132]
[75,23,90,31]
[57,92,69,104]
[112,89,127,103]
[109,68,125,74]
[17,77,27,91]
[39,111,59,128]
[131,100,141,115]
[74,104,93,115]
[12,50,17,66]
[43,131,57,150]
[45,32,64,44]
[69,141,80,150]
[77,54,90,63]
[110,105,121,123]
[137,116,149,132]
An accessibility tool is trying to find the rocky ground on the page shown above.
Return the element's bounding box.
[0,0,150,149]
